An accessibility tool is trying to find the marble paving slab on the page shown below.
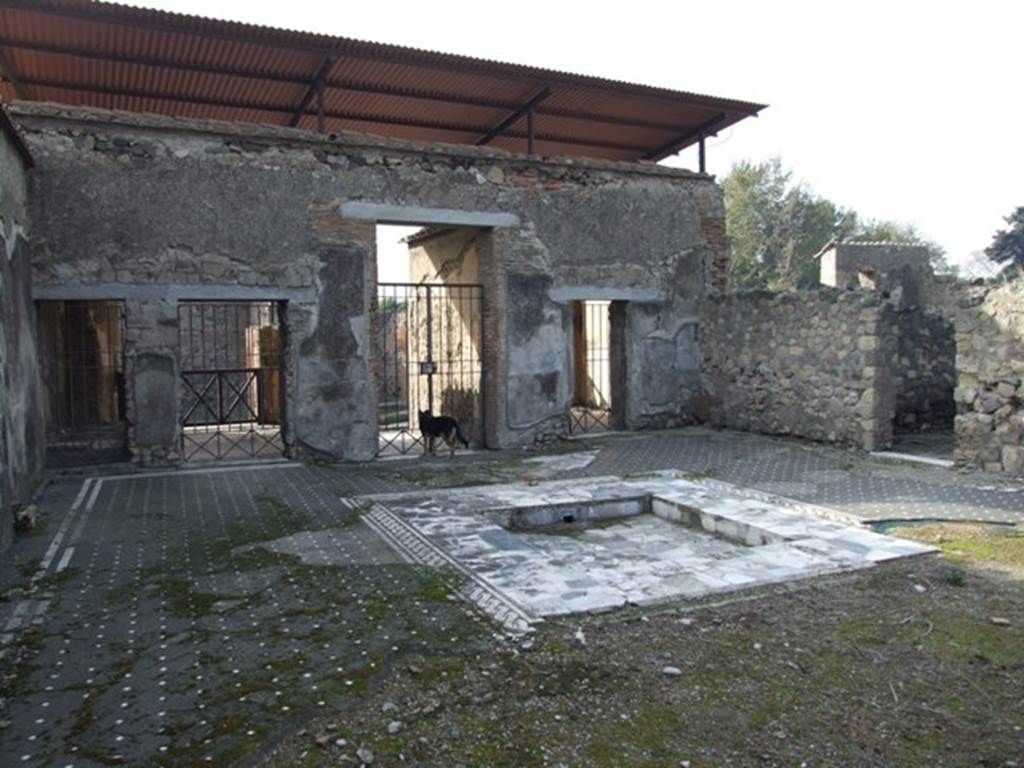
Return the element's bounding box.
[360,472,936,631]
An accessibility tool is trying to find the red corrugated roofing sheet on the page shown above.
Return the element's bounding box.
[0,0,766,162]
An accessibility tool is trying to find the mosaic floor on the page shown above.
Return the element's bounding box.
[364,473,935,629]
[0,465,484,767]
[0,427,1019,766]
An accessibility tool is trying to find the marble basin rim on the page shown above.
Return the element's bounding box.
[358,472,938,632]
[488,494,787,549]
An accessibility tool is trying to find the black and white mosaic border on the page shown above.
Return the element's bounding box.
[361,503,537,634]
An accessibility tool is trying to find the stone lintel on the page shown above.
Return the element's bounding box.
[339,202,519,229]
[32,284,318,302]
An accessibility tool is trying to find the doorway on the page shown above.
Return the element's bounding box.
[374,225,485,456]
[570,300,625,434]
[177,301,285,461]
[37,300,128,466]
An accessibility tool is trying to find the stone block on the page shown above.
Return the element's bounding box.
[980,395,1003,414]
[996,381,1018,399]
[133,352,179,452]
[857,336,880,352]
[994,404,1015,421]
[954,385,977,404]
[1003,445,1023,474]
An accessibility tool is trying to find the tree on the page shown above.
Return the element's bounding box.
[723,159,850,290]
[723,158,954,290]
[985,207,1024,271]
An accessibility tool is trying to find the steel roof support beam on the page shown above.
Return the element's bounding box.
[527,108,535,155]
[288,54,335,130]
[0,37,704,134]
[17,78,647,153]
[475,88,551,147]
[642,112,727,162]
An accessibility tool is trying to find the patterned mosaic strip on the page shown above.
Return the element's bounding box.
[362,503,537,634]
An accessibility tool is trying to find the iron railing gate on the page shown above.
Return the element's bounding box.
[178,301,285,461]
[375,283,483,456]
[569,300,612,434]
[37,300,129,466]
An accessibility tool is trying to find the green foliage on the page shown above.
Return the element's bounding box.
[984,206,1024,269]
[945,566,967,587]
[723,157,952,290]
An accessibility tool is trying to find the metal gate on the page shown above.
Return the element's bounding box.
[375,283,483,456]
[569,300,612,434]
[37,300,128,466]
[178,301,285,461]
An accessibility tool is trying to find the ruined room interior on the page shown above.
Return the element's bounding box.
[0,3,1021,767]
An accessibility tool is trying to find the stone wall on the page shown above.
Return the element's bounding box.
[0,108,45,549]
[820,243,957,435]
[700,289,893,450]
[408,227,480,284]
[818,241,933,304]
[14,103,726,462]
[952,278,1024,474]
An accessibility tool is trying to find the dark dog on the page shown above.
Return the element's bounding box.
[418,409,469,457]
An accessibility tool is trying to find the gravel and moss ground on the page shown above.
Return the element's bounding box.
[258,524,1024,768]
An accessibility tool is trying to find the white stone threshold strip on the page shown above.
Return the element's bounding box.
[359,472,936,633]
[870,450,955,469]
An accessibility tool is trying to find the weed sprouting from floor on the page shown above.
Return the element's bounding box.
[157,578,227,619]
[36,567,78,590]
[945,566,967,587]
[682,468,719,481]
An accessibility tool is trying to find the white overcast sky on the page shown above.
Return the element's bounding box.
[142,0,1022,269]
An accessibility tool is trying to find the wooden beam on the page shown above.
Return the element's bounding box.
[475,88,551,146]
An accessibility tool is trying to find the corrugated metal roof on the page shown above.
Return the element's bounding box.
[0,0,766,162]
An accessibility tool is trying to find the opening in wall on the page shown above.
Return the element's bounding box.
[570,299,625,434]
[37,300,128,467]
[374,224,485,457]
[888,310,957,464]
[178,301,285,462]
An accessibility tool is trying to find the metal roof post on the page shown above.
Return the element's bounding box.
[316,78,325,134]
[527,107,535,155]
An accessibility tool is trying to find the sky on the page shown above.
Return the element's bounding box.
[142,0,1023,272]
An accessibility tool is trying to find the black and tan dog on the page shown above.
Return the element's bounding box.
[418,409,470,457]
